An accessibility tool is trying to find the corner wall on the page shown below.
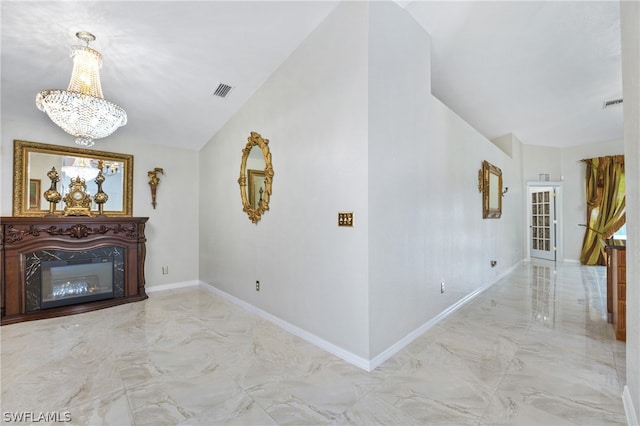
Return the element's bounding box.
[367,1,524,358]
[198,1,372,360]
[199,1,526,365]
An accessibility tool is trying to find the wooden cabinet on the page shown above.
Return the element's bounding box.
[1,216,148,325]
[606,240,626,341]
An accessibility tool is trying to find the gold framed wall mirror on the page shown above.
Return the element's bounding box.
[238,132,274,223]
[13,140,133,216]
[478,160,503,219]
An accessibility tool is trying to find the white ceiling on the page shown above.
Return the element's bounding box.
[1,1,623,151]
[405,0,623,149]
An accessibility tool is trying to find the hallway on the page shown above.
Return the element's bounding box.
[1,261,627,425]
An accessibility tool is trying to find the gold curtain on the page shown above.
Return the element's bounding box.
[579,155,625,265]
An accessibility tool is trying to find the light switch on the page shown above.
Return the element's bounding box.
[338,212,354,227]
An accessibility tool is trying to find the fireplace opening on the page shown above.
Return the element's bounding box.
[40,257,114,309]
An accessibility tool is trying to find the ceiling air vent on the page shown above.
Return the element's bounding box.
[603,98,623,109]
[212,83,233,98]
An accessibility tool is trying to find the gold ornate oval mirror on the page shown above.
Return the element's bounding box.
[13,140,133,216]
[238,132,274,223]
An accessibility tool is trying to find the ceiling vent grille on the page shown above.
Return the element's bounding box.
[212,83,233,98]
[603,98,623,109]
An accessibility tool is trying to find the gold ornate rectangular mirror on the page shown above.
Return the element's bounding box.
[13,140,133,216]
[479,160,503,219]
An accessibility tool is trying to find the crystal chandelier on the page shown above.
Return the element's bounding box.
[61,157,120,181]
[61,157,100,181]
[36,31,127,147]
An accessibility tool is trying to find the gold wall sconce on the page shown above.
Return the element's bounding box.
[148,167,164,209]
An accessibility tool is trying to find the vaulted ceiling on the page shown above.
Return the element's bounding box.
[406,1,623,149]
[1,1,623,151]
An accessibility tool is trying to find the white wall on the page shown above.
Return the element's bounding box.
[522,144,562,182]
[199,1,526,364]
[0,118,199,288]
[620,0,639,421]
[199,1,372,359]
[367,1,525,357]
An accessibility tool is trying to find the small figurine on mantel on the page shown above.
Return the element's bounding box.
[62,176,92,216]
[147,167,164,209]
[43,167,62,216]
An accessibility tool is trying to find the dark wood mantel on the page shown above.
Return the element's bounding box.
[1,216,148,325]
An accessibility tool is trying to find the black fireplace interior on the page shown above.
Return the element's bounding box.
[41,257,114,309]
[25,247,125,312]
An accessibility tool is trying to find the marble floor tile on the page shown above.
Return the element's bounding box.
[1,261,626,425]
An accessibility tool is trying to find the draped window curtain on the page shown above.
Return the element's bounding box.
[579,155,625,265]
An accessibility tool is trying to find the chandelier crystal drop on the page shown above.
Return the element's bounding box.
[35,31,127,147]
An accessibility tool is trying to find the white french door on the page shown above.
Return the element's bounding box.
[530,186,557,261]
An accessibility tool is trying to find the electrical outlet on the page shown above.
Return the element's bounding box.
[441,281,445,293]
[256,280,260,292]
[162,266,169,275]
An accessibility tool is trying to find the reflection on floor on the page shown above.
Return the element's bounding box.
[1,261,627,425]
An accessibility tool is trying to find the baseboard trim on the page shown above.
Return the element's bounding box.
[624,386,639,426]
[199,282,372,371]
[145,280,200,293]
[368,260,523,370]
[151,261,521,372]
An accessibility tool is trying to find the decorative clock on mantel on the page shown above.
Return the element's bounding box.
[62,176,92,216]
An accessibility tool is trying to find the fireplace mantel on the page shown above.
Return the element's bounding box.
[1,216,148,325]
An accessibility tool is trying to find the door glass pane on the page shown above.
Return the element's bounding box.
[530,187,557,261]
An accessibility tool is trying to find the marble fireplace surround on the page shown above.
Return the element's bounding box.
[0,216,148,325]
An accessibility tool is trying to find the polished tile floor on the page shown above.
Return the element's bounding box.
[1,261,627,425]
